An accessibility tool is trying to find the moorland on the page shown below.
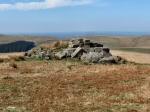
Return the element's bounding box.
[0,35,149,112]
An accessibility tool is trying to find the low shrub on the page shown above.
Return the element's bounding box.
[40,41,68,50]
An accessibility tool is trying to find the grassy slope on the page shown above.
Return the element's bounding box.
[112,48,150,54]
[86,36,150,48]
[0,35,150,47]
[86,36,150,54]
[0,35,150,112]
[111,50,150,64]
[0,35,57,45]
[0,60,149,112]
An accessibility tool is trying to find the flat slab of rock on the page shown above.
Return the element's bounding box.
[55,51,67,59]
[81,52,103,63]
[99,56,116,64]
[71,47,85,58]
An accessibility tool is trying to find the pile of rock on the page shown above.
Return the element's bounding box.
[25,38,127,64]
[25,47,53,60]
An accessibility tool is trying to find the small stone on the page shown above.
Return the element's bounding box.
[113,56,127,64]
[99,56,116,64]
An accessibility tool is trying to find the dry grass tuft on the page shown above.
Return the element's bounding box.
[9,55,25,61]
[40,41,68,50]
[9,62,18,69]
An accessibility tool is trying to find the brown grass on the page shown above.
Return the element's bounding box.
[40,41,68,50]
[0,60,149,112]
[112,50,150,64]
[0,52,25,63]
[9,62,18,69]
[9,55,25,61]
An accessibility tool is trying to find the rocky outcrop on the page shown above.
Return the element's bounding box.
[25,38,127,64]
[25,47,53,60]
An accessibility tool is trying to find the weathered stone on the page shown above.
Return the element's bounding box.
[84,48,95,53]
[26,49,34,57]
[100,48,112,58]
[68,42,79,48]
[99,56,116,64]
[81,52,103,63]
[102,48,110,53]
[94,47,103,53]
[78,38,84,43]
[39,52,46,59]
[71,47,85,58]
[55,51,67,59]
[84,39,90,43]
[97,43,103,47]
[44,53,52,60]
[25,38,127,64]
[64,48,76,57]
[101,51,112,57]
[79,43,84,47]
[84,44,91,48]
[31,54,40,59]
[84,42,90,46]
[45,56,50,60]
[113,56,127,64]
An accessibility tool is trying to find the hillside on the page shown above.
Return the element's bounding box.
[111,50,150,64]
[0,35,150,53]
[86,36,150,48]
[0,35,57,45]
[0,35,150,47]
[0,35,150,48]
[0,37,149,111]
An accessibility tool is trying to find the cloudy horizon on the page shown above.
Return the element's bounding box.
[0,0,150,34]
[0,0,93,10]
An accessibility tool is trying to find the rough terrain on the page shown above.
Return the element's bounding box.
[0,37,150,112]
[0,59,149,112]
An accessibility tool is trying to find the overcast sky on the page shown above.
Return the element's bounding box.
[0,0,150,34]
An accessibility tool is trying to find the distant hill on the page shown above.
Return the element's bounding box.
[0,35,57,45]
[0,35,150,53]
[0,35,150,48]
[85,36,150,48]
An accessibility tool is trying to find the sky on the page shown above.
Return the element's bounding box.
[0,0,150,34]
